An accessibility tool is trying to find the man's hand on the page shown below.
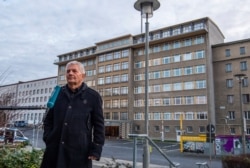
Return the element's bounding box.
[88,156,97,160]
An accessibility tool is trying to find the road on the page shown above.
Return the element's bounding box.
[22,128,222,168]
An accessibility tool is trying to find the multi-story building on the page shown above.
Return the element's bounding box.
[0,76,57,125]
[55,17,227,140]
[213,39,250,135]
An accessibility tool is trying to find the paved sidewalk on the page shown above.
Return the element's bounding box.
[93,157,176,168]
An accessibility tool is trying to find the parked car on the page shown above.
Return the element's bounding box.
[14,120,28,127]
[0,127,29,145]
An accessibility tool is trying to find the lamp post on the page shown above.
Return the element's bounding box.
[234,73,246,154]
[134,1,160,168]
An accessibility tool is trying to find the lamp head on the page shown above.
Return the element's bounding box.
[134,0,160,18]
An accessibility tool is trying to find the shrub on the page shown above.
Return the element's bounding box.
[0,148,43,168]
[222,154,250,168]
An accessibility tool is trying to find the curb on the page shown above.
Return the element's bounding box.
[93,157,170,168]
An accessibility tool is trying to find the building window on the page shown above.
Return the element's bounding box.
[197,112,207,120]
[196,80,206,89]
[105,65,112,72]
[225,63,232,72]
[162,70,171,78]
[121,62,128,69]
[187,126,193,133]
[184,66,193,75]
[199,126,206,133]
[240,61,247,71]
[135,125,140,131]
[173,83,182,91]
[185,96,194,105]
[113,75,120,83]
[195,50,205,59]
[240,47,246,55]
[184,38,192,46]
[173,41,180,49]
[230,127,236,134]
[225,49,231,57]
[183,52,192,61]
[154,126,160,132]
[163,112,171,120]
[226,79,233,88]
[163,84,171,91]
[164,126,170,132]
[174,112,182,120]
[244,111,250,120]
[243,94,250,104]
[112,112,119,120]
[173,68,182,76]
[196,65,205,73]
[174,97,182,105]
[185,112,194,119]
[242,78,248,87]
[153,112,161,120]
[163,56,171,64]
[104,113,110,119]
[227,95,234,104]
[120,112,128,120]
[135,112,142,120]
[113,63,120,71]
[121,74,128,82]
[184,81,194,90]
[163,98,171,106]
[173,54,181,62]
[228,111,235,120]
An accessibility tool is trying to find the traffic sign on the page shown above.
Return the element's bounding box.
[207,124,215,133]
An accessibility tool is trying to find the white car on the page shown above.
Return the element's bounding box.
[0,127,29,144]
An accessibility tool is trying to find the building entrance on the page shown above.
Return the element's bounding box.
[105,126,119,137]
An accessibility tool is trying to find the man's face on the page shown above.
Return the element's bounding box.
[66,64,85,86]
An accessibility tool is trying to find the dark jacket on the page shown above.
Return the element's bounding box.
[40,83,105,168]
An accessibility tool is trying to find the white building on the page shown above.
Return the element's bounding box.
[0,76,57,125]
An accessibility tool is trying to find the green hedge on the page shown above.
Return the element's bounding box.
[222,154,250,168]
[0,148,43,168]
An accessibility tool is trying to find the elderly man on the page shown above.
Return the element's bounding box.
[41,61,105,168]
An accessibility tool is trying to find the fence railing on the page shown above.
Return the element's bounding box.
[128,134,180,168]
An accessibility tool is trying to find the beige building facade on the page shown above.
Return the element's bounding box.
[213,39,250,136]
[54,17,249,141]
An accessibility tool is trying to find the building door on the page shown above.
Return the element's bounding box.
[105,126,119,137]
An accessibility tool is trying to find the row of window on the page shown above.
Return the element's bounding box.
[135,80,206,93]
[98,49,129,62]
[98,87,128,96]
[135,65,206,81]
[134,111,207,120]
[134,96,207,107]
[98,74,128,85]
[226,78,249,88]
[104,112,128,120]
[134,22,205,45]
[18,80,56,89]
[225,47,246,57]
[227,94,250,104]
[225,61,248,72]
[227,111,250,120]
[104,99,128,108]
[7,112,45,123]
[18,96,50,104]
[18,87,53,96]
[135,36,205,56]
[98,62,129,73]
[135,50,205,68]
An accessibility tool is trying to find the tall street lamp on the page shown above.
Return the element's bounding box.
[234,73,246,154]
[134,1,160,168]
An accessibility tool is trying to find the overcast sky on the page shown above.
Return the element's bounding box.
[0,0,249,85]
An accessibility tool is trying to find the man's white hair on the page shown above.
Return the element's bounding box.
[66,61,85,74]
